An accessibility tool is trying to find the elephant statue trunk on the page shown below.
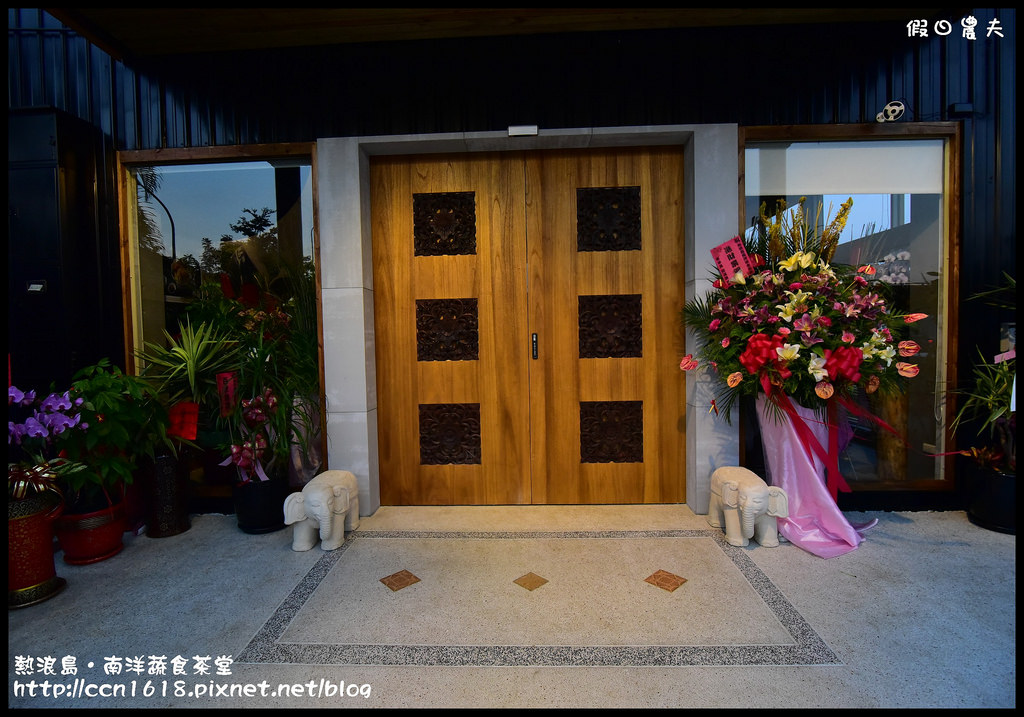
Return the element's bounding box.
[283,470,361,551]
[707,466,789,548]
[741,506,757,540]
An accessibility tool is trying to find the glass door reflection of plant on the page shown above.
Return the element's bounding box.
[744,138,951,487]
[131,161,314,348]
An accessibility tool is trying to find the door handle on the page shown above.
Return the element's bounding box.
[532,333,538,360]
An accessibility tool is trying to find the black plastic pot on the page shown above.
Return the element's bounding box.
[232,477,288,534]
[966,466,1016,535]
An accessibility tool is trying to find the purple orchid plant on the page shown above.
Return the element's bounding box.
[8,385,89,499]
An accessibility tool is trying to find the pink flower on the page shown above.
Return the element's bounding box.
[896,362,920,377]
[792,313,814,333]
[679,354,698,371]
[898,340,921,357]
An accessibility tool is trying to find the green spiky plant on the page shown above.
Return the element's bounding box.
[951,273,1016,474]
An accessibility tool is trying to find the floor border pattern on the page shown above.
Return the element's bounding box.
[237,530,840,667]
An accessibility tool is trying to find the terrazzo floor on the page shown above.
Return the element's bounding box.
[7,504,1016,709]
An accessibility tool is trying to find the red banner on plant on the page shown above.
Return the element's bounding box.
[167,401,199,441]
[217,372,238,418]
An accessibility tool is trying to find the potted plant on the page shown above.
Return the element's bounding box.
[170,260,321,532]
[276,262,325,487]
[136,317,241,514]
[952,350,1015,533]
[951,315,1015,538]
[8,384,88,606]
[50,359,172,563]
[219,320,294,534]
[136,318,240,442]
[948,274,1015,534]
[222,385,291,533]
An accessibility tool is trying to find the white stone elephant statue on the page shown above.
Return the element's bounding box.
[283,470,361,551]
[707,466,789,547]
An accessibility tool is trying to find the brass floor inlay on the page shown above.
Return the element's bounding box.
[644,569,687,592]
[380,569,421,591]
[513,572,548,591]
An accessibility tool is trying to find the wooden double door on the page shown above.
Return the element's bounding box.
[371,147,686,505]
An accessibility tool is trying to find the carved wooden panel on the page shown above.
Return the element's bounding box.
[418,403,482,465]
[413,191,477,256]
[416,298,479,361]
[579,401,643,463]
[576,186,641,252]
[578,294,642,358]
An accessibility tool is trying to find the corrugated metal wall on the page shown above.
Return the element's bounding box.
[8,7,1016,399]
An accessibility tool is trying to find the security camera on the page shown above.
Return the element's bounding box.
[877,101,905,123]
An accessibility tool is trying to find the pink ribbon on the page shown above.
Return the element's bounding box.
[765,390,850,501]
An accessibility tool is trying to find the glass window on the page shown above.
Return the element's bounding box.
[124,160,315,351]
[744,139,951,488]
[120,153,324,490]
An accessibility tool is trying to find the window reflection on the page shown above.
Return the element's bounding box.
[744,140,950,488]
[129,161,314,348]
[125,157,323,489]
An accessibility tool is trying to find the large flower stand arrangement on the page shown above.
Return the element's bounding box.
[682,198,928,558]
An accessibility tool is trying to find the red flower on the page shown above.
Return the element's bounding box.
[679,354,698,371]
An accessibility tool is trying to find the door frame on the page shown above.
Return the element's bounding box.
[317,125,742,515]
